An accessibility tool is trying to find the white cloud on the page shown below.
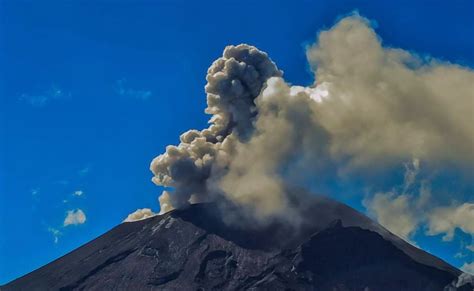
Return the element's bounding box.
[64,209,87,226]
[78,166,90,176]
[19,84,70,107]
[47,227,62,244]
[123,208,157,222]
[115,79,152,100]
[73,190,84,196]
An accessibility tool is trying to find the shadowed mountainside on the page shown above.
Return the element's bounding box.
[3,196,472,291]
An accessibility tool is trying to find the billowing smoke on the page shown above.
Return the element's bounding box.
[150,44,283,215]
[149,15,474,228]
[124,208,157,222]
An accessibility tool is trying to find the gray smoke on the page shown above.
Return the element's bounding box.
[150,44,282,212]
[149,16,474,229]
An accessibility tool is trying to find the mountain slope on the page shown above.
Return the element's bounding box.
[3,196,472,290]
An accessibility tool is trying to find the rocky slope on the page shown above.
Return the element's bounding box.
[3,196,472,290]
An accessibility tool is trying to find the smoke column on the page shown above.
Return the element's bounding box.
[149,15,474,228]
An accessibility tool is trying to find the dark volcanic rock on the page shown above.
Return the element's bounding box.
[3,197,473,291]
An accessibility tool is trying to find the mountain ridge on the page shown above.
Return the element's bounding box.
[3,197,472,290]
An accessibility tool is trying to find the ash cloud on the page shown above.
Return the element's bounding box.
[305,16,474,170]
[150,15,474,228]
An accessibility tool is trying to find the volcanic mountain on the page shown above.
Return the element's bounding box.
[3,196,473,291]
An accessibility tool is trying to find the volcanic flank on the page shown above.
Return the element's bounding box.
[3,196,473,290]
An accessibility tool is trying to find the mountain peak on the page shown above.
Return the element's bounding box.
[3,197,472,290]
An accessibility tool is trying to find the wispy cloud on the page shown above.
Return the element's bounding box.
[455,252,468,259]
[45,207,86,244]
[73,190,84,197]
[114,79,152,100]
[54,180,70,186]
[31,188,39,196]
[78,166,90,176]
[35,168,90,243]
[19,84,71,107]
[63,209,87,226]
[47,227,62,244]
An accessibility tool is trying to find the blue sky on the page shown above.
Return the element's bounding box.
[1,0,473,284]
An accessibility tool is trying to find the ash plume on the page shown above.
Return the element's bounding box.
[149,15,474,227]
[150,44,282,213]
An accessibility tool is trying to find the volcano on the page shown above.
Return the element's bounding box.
[3,196,473,290]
